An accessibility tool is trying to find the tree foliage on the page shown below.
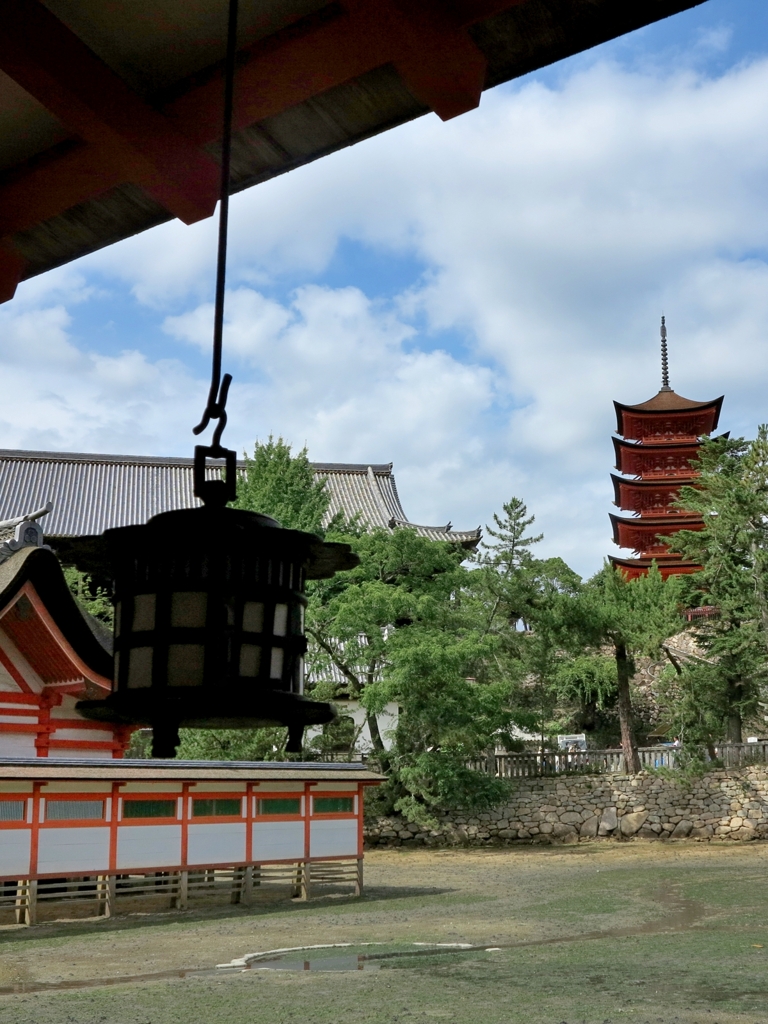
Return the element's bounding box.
[63,566,113,627]
[572,565,684,771]
[233,434,340,534]
[663,430,768,743]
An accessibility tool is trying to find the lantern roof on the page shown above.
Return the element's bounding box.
[0,0,704,302]
[66,505,359,582]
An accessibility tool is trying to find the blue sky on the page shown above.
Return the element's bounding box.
[3,0,768,577]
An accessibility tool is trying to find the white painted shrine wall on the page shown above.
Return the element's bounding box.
[0,772,369,879]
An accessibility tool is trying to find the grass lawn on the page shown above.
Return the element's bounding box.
[0,842,766,1023]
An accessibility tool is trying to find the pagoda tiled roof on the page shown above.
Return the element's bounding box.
[610,473,694,512]
[610,511,704,551]
[614,390,723,436]
[609,554,702,580]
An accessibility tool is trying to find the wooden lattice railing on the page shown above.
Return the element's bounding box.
[466,742,768,778]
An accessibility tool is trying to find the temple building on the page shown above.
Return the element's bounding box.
[610,319,724,580]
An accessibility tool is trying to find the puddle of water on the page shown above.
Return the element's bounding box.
[0,887,708,995]
[249,955,378,972]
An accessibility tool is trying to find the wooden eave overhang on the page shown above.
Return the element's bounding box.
[613,393,723,438]
[0,0,707,301]
[611,435,702,475]
[610,473,693,510]
[609,511,703,549]
[609,554,702,579]
[0,758,385,783]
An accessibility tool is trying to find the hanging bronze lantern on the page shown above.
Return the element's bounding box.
[73,459,357,756]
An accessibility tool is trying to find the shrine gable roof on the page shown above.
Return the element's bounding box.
[0,545,113,685]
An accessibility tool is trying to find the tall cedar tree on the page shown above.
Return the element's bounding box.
[666,430,768,742]
[472,498,583,747]
[575,565,683,772]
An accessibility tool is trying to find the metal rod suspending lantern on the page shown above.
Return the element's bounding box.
[72,0,358,757]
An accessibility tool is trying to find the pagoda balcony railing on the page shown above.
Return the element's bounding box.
[467,743,768,777]
[635,472,698,480]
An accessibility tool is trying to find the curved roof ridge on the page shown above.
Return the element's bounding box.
[614,391,723,414]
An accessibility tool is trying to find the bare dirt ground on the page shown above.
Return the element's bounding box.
[0,842,766,1023]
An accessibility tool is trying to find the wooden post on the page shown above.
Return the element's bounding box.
[14,880,27,926]
[96,874,113,917]
[241,865,253,906]
[231,867,243,905]
[355,857,363,897]
[18,879,37,926]
[300,861,311,901]
[174,870,188,910]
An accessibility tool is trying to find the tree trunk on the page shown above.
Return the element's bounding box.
[726,678,743,743]
[366,712,390,772]
[615,641,641,774]
[726,712,742,743]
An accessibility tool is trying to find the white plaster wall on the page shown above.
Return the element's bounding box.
[251,821,304,861]
[187,823,246,865]
[50,748,112,760]
[38,827,110,874]
[0,734,36,758]
[306,700,398,753]
[310,819,358,858]
[0,829,31,875]
[117,825,181,870]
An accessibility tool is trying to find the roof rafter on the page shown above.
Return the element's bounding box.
[0,0,529,299]
[0,0,222,219]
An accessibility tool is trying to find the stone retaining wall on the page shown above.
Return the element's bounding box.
[365,768,768,847]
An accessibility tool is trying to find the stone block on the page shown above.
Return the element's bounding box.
[539,822,553,834]
[670,820,693,839]
[619,810,649,836]
[599,807,618,834]
[637,826,658,839]
[690,825,714,839]
[579,815,600,838]
[560,811,583,825]
[551,823,578,839]
[734,825,756,840]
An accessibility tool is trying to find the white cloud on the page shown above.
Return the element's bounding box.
[7,51,768,575]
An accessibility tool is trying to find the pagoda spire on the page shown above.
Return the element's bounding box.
[660,315,671,392]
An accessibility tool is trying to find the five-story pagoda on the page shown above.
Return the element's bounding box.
[610,319,724,579]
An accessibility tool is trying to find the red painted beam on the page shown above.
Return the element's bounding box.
[168,0,505,141]
[0,0,220,225]
[0,0,531,301]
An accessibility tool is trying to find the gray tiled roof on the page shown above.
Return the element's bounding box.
[0,449,481,548]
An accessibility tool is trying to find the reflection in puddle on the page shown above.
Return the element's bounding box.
[250,955,379,972]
